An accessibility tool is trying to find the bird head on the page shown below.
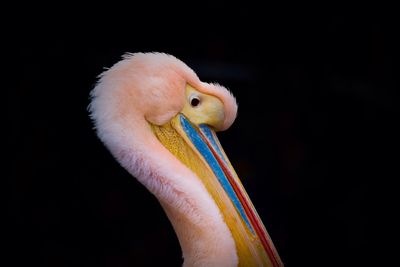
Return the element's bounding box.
[89,52,282,267]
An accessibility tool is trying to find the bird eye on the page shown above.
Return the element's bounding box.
[190,95,201,107]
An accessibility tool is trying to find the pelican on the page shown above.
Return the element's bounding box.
[89,53,283,267]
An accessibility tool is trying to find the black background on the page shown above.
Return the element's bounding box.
[8,5,398,267]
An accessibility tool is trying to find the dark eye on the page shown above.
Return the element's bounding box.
[190,96,200,107]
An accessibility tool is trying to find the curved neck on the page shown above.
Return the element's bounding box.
[107,117,238,266]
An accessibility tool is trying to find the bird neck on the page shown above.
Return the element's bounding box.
[160,200,238,267]
[112,119,238,266]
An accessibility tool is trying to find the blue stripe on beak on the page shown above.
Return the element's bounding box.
[179,115,254,233]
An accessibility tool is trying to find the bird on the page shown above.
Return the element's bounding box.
[89,52,283,267]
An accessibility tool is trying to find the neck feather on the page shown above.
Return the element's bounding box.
[100,116,238,267]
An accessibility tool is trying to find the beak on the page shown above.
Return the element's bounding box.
[170,114,283,267]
